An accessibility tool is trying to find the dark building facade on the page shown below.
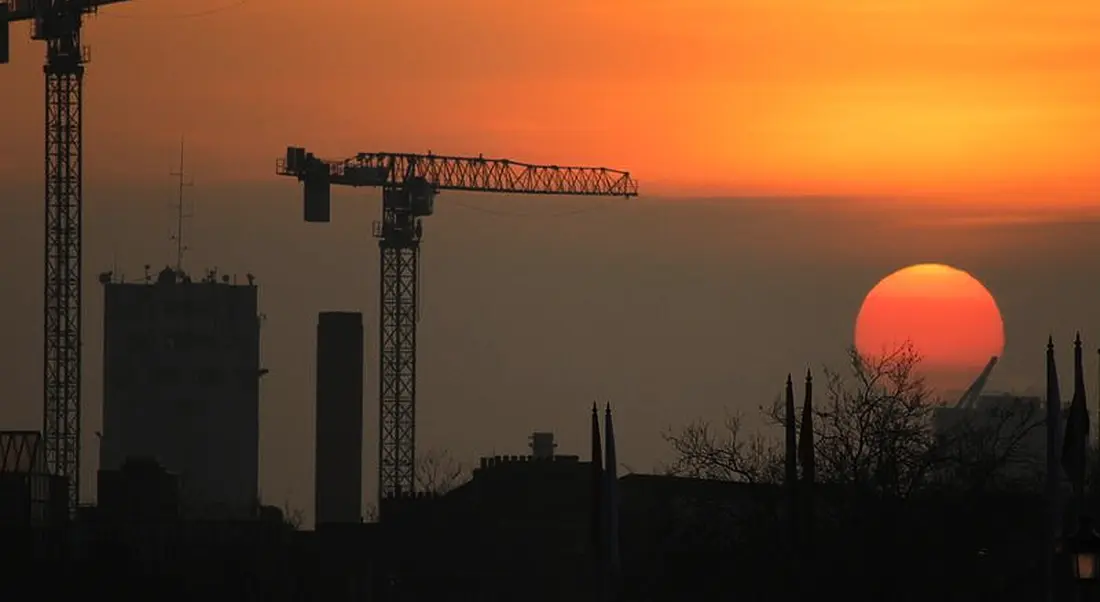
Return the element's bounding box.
[0,430,68,529]
[0,430,68,566]
[99,267,262,517]
[315,311,365,526]
[83,459,301,601]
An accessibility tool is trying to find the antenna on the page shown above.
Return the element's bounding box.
[169,137,195,273]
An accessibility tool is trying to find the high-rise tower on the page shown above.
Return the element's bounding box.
[99,266,262,517]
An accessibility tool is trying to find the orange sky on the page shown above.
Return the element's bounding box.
[4,0,1100,200]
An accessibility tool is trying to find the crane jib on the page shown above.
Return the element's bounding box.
[280,146,639,197]
[276,144,638,508]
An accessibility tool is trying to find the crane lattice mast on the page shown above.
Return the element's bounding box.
[277,147,638,507]
[3,0,133,512]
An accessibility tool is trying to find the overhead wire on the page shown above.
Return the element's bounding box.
[449,196,630,219]
[98,0,249,19]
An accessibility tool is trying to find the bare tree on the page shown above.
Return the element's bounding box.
[807,343,937,496]
[415,447,471,495]
[355,450,469,522]
[665,342,1040,495]
[931,396,1044,491]
[661,412,783,483]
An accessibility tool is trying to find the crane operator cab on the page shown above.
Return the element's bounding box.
[383,176,435,217]
[407,176,436,217]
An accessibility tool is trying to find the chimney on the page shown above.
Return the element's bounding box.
[315,311,365,526]
[529,432,557,459]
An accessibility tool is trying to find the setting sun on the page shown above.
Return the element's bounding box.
[854,264,1005,390]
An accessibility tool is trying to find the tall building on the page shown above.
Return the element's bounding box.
[99,266,262,517]
[315,311,365,526]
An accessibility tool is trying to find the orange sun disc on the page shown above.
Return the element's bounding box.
[854,263,1005,392]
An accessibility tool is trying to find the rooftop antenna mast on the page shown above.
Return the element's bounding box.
[169,137,195,273]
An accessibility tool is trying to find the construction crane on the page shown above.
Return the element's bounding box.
[3,0,132,512]
[955,355,999,409]
[277,147,638,504]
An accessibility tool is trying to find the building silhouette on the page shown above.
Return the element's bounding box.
[0,411,1054,602]
[0,430,67,566]
[98,266,263,517]
[374,434,594,601]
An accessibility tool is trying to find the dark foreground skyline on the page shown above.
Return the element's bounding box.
[0,393,1073,602]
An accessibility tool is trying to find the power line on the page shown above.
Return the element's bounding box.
[450,196,628,219]
[100,0,248,19]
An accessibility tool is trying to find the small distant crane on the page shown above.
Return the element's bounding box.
[277,147,638,506]
[955,356,999,409]
[3,0,134,513]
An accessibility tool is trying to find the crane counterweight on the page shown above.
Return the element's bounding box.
[277,145,637,510]
[1,4,8,64]
[303,173,331,223]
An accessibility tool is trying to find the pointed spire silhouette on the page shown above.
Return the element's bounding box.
[590,402,603,554]
[1045,336,1064,602]
[798,368,817,594]
[1063,333,1089,500]
[1081,333,1091,446]
[784,374,797,488]
[1047,336,1062,482]
[1075,333,1088,446]
[602,403,621,596]
[799,369,815,485]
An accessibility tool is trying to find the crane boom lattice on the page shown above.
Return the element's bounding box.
[277,150,638,197]
[277,147,637,508]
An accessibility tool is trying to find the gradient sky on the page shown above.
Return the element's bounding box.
[4,0,1100,196]
[3,0,1100,522]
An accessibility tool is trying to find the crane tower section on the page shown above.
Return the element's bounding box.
[4,0,133,512]
[277,147,637,502]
